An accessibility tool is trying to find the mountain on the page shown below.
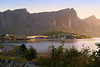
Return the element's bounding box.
[0,8,100,36]
[83,15,100,36]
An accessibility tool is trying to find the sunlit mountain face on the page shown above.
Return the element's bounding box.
[0,8,100,36]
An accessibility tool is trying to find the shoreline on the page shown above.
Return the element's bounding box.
[0,45,16,52]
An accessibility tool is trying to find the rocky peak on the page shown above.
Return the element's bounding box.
[57,8,75,13]
[13,8,29,14]
[69,8,77,18]
[84,15,98,22]
[88,15,97,19]
[56,8,77,18]
[3,9,12,14]
[86,15,97,19]
[13,8,27,11]
[6,9,11,12]
[70,8,77,14]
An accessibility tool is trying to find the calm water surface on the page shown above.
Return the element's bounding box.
[0,38,100,53]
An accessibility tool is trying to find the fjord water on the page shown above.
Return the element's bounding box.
[0,38,100,53]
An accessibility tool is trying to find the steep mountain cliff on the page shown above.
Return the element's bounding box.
[0,8,100,36]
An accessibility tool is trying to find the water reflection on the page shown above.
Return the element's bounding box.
[27,39,48,42]
[0,38,100,53]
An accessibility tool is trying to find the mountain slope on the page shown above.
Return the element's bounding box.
[0,8,100,36]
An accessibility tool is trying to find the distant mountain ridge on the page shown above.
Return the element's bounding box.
[0,8,100,36]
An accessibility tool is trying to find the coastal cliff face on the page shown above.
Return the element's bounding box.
[0,59,38,67]
[0,8,100,36]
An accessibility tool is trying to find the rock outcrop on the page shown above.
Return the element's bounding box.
[0,59,38,67]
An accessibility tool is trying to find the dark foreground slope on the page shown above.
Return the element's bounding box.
[0,8,100,36]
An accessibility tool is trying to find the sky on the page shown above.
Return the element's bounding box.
[0,0,100,19]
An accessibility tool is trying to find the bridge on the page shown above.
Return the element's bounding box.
[27,35,49,39]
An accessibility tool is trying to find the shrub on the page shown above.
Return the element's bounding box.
[25,46,37,60]
[50,44,64,66]
[37,43,97,67]
[20,44,27,53]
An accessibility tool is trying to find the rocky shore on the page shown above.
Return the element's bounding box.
[0,45,16,52]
